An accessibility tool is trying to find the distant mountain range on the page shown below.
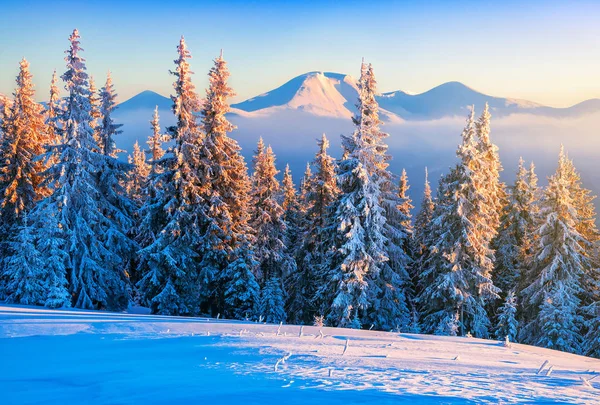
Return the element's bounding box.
[116,71,600,122]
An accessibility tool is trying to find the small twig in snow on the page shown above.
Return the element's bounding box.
[274,352,292,371]
[545,366,554,377]
[453,355,460,361]
[342,339,350,356]
[277,322,283,336]
[580,377,592,388]
[299,326,304,338]
[537,360,549,375]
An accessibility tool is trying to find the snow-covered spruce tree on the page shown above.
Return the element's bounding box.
[0,59,49,240]
[47,69,63,146]
[281,164,303,256]
[3,216,47,305]
[299,162,313,207]
[519,152,587,353]
[493,158,539,298]
[135,107,168,250]
[27,29,130,310]
[281,164,306,324]
[413,168,434,278]
[250,140,291,322]
[360,63,413,331]
[137,36,205,315]
[96,72,138,294]
[127,141,149,206]
[475,103,504,239]
[196,50,258,318]
[88,75,101,146]
[295,134,339,323]
[397,169,414,235]
[585,303,600,358]
[318,62,393,328]
[223,257,260,320]
[495,290,518,342]
[258,276,287,323]
[97,73,123,157]
[557,148,600,308]
[417,110,499,338]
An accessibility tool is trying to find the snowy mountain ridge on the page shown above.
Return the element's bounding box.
[118,73,600,122]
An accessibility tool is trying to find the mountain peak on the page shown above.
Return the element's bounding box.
[232,71,359,118]
[119,90,171,111]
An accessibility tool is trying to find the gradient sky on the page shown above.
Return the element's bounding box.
[1,0,599,107]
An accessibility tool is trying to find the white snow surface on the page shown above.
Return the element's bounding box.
[1,305,599,404]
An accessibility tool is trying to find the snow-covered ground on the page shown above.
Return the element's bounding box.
[1,305,599,404]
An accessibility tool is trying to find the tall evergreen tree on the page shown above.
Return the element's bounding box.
[195,50,258,318]
[413,167,434,274]
[520,151,587,354]
[493,158,539,297]
[417,110,499,337]
[297,134,339,322]
[475,103,504,238]
[300,162,313,207]
[127,141,149,206]
[250,140,290,322]
[281,164,307,323]
[495,290,518,342]
[0,59,48,238]
[135,107,167,250]
[3,216,47,305]
[27,29,130,310]
[47,69,63,145]
[88,75,101,145]
[318,62,389,328]
[137,36,204,315]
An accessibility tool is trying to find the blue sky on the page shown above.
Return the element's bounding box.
[1,0,599,107]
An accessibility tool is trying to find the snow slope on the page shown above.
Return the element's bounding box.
[1,305,599,404]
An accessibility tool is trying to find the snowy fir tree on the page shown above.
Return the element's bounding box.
[318,62,391,328]
[557,148,600,307]
[519,151,587,353]
[281,164,306,324]
[295,134,339,323]
[493,158,539,298]
[88,75,101,144]
[223,257,260,320]
[26,29,132,310]
[300,162,313,207]
[413,167,434,278]
[46,69,63,145]
[135,107,168,252]
[3,216,47,305]
[475,103,505,240]
[137,36,205,315]
[195,50,258,318]
[0,59,49,237]
[397,169,414,233]
[249,140,292,321]
[96,72,137,291]
[417,110,499,338]
[585,303,600,358]
[495,290,519,342]
[250,140,289,281]
[127,141,150,206]
[258,276,287,324]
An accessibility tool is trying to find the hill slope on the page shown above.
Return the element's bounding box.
[1,305,598,404]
